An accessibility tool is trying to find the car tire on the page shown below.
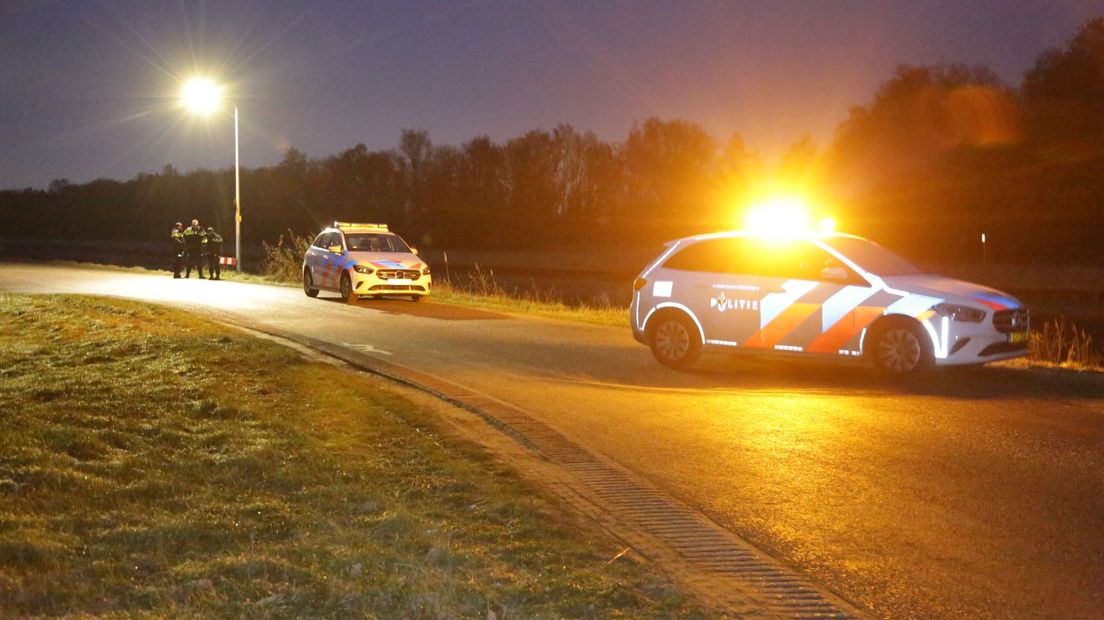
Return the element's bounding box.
[410,294,425,303]
[649,313,702,369]
[339,273,355,304]
[867,319,932,374]
[303,268,319,298]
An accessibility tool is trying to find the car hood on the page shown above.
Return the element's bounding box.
[880,274,1024,310]
[347,251,426,270]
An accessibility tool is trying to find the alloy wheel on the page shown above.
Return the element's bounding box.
[876,327,923,373]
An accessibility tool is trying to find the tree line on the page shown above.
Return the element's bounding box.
[3,18,1104,267]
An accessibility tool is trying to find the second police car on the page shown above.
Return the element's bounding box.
[630,230,1029,374]
[302,222,431,302]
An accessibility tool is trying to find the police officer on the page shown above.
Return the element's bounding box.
[205,226,224,280]
[182,218,207,278]
[170,222,185,278]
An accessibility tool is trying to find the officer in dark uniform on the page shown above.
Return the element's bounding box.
[170,222,185,278]
[205,226,224,280]
[182,219,207,278]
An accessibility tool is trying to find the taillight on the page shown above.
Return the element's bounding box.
[633,277,647,291]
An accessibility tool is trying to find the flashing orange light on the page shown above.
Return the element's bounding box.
[743,196,811,235]
[741,194,836,237]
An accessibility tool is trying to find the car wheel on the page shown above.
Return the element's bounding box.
[339,273,355,304]
[410,294,425,303]
[869,321,931,374]
[303,268,319,298]
[649,314,701,369]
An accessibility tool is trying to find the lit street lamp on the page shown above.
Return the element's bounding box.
[180,77,242,272]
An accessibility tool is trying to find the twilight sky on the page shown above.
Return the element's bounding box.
[1,0,1102,190]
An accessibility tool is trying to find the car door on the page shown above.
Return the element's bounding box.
[740,239,874,357]
[320,232,347,289]
[305,233,329,289]
[660,237,764,347]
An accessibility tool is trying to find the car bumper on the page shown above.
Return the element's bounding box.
[352,272,432,296]
[930,320,1029,366]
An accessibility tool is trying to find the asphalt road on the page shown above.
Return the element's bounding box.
[3,263,1103,619]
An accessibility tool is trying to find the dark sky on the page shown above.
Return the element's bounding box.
[1,0,1102,190]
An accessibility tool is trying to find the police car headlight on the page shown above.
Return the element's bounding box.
[933,303,985,323]
[353,265,374,275]
[423,267,431,276]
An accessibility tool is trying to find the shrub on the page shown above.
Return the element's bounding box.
[1029,316,1102,368]
[262,230,312,282]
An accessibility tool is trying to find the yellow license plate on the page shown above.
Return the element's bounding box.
[1009,330,1028,344]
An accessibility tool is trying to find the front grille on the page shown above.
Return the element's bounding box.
[368,284,427,292]
[376,269,421,281]
[993,308,1029,333]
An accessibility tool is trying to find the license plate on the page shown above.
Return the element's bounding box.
[1009,330,1028,344]
[387,278,413,285]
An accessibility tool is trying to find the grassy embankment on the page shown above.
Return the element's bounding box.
[0,294,706,618]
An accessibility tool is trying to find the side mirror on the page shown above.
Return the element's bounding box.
[328,245,344,254]
[409,247,419,255]
[820,266,849,282]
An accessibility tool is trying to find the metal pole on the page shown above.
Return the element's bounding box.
[234,105,241,272]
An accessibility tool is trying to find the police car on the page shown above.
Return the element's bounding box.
[302,222,431,302]
[630,231,1029,373]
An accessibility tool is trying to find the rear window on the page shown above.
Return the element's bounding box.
[663,238,751,274]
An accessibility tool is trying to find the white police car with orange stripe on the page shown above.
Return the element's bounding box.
[630,231,1029,373]
[302,222,431,303]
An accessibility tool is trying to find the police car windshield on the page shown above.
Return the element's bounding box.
[345,233,410,253]
[820,237,924,276]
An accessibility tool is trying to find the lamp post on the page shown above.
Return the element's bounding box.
[233,104,240,272]
[180,77,242,272]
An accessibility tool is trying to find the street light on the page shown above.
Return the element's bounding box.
[180,77,242,272]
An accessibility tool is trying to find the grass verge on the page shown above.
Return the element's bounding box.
[432,282,626,327]
[0,294,706,618]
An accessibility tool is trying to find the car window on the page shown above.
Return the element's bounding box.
[818,236,923,275]
[662,238,751,274]
[322,232,342,250]
[742,239,842,281]
[312,233,327,249]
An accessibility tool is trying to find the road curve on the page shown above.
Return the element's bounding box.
[3,263,1103,619]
